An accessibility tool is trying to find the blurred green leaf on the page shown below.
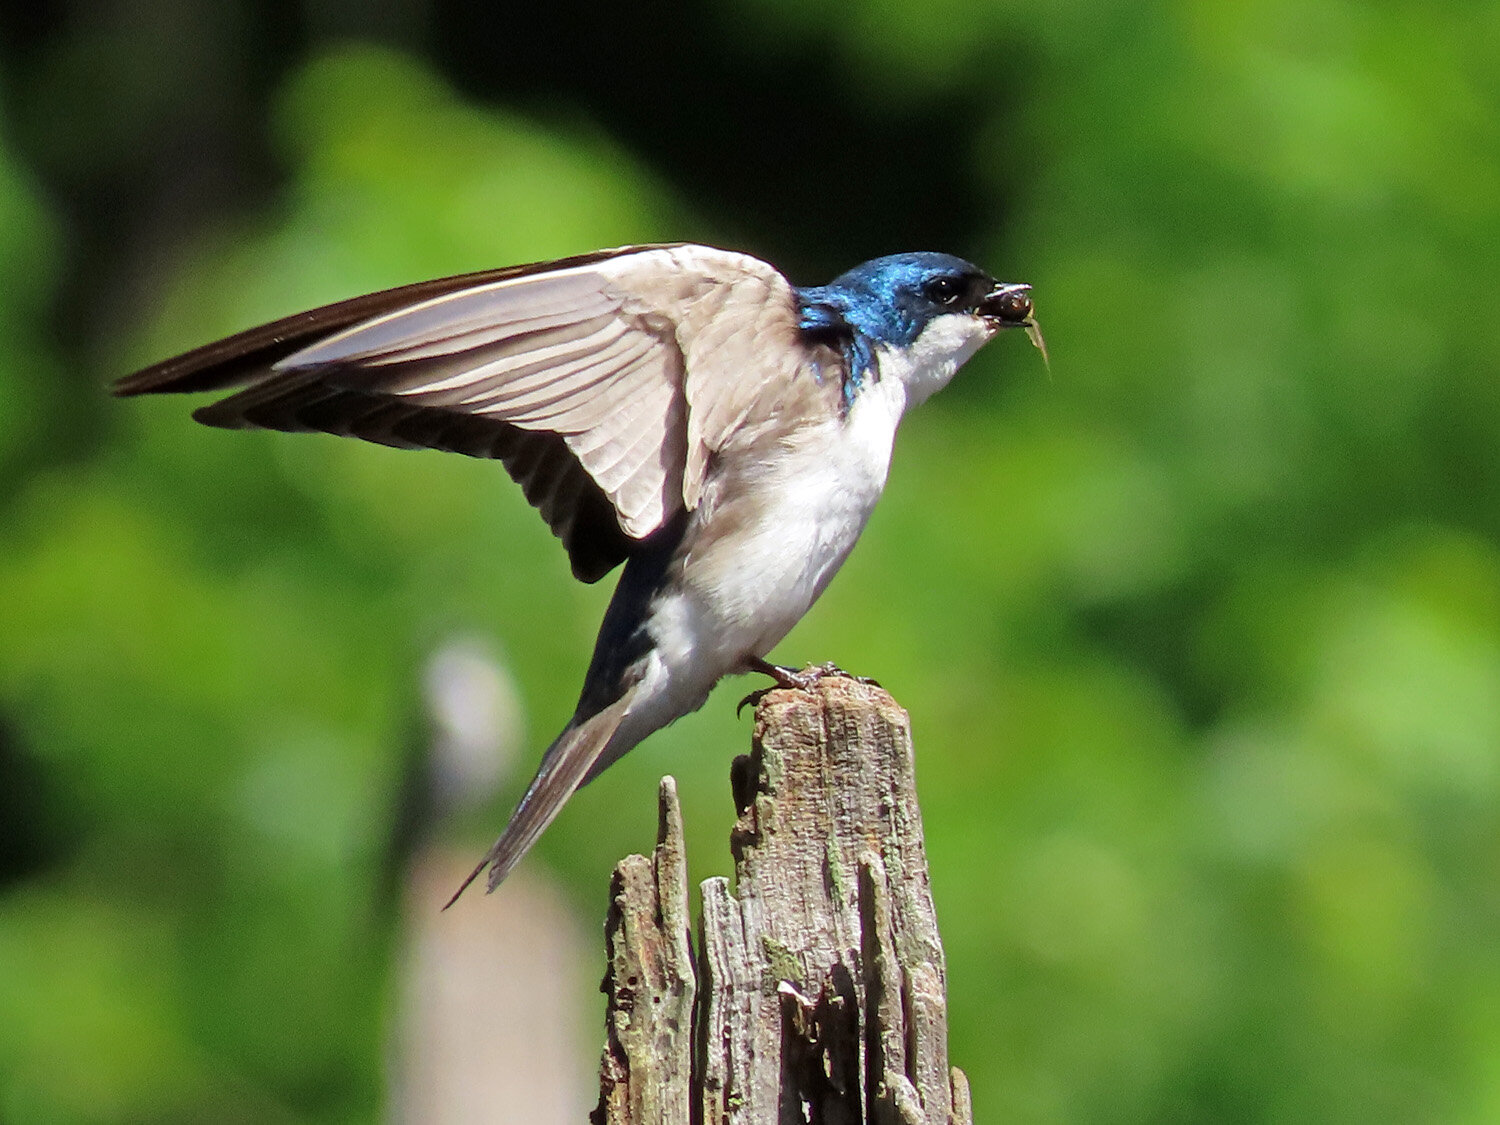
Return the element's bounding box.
[3,9,1499,1123]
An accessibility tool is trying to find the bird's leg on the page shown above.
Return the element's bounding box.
[737,657,804,715]
[745,655,820,690]
[736,657,882,715]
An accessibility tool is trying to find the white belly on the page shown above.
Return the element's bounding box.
[638,377,907,717]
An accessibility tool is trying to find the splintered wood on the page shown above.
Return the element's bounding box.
[594,677,971,1125]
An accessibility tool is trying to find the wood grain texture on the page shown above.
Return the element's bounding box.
[595,676,970,1125]
[595,778,696,1124]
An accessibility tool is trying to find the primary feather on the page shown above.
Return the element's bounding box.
[117,244,833,582]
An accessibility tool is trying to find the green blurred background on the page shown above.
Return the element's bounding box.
[2,1,1499,1121]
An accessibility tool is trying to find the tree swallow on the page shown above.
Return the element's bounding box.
[115,243,1041,903]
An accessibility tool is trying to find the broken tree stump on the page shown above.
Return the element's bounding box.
[595,676,971,1125]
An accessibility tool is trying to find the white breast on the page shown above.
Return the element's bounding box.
[637,375,909,719]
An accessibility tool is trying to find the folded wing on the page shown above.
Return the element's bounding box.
[115,244,813,581]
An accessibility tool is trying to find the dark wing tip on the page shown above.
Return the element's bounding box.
[112,245,687,401]
[112,354,249,398]
[112,322,313,399]
[112,360,176,398]
[111,373,148,398]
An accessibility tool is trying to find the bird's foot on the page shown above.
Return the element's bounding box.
[790,661,882,689]
[736,686,775,716]
[737,658,880,715]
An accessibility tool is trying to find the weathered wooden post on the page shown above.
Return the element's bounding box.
[594,675,971,1125]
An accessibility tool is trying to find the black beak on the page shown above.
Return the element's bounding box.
[978,283,1033,326]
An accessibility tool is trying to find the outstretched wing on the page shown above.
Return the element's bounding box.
[115,243,811,581]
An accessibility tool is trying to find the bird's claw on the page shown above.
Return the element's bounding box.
[736,687,775,716]
[737,660,881,715]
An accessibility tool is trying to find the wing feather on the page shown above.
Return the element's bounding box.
[468,331,650,419]
[117,243,822,579]
[385,320,634,412]
[286,267,617,368]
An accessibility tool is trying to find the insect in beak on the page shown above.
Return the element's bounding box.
[979,283,1049,371]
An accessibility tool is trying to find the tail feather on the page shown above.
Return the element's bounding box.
[443,688,637,908]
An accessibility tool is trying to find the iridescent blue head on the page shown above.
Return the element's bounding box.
[797,252,1035,406]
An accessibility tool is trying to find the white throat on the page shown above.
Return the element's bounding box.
[876,313,995,408]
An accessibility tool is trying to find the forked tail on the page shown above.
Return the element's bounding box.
[443,688,637,908]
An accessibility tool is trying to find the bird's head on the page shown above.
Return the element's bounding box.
[798,252,1038,408]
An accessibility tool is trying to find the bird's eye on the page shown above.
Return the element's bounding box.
[924,276,964,306]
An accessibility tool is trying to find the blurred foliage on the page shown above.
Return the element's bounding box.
[1,2,1498,1122]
